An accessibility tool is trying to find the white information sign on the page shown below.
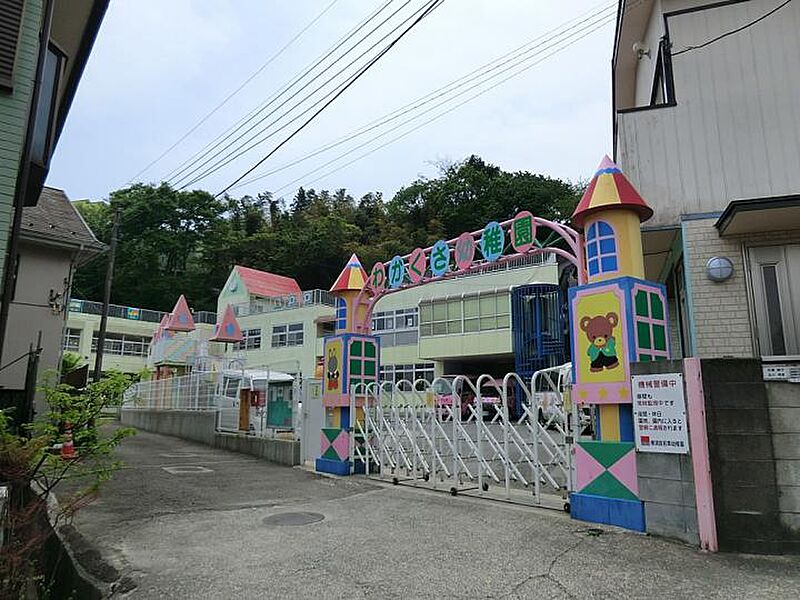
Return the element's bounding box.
[631,373,689,454]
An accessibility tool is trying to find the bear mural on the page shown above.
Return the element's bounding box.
[580,312,620,372]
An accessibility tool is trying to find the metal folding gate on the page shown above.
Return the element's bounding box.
[350,365,584,510]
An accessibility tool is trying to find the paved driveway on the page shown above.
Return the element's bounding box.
[67,428,800,599]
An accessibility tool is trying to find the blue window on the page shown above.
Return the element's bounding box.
[586,221,618,277]
[336,298,347,331]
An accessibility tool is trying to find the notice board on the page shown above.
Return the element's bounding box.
[631,373,689,454]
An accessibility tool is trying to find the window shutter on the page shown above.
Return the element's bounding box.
[0,0,25,91]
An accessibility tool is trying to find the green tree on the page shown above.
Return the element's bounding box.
[72,157,581,308]
[0,372,135,597]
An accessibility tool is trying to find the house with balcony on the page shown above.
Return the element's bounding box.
[613,0,800,365]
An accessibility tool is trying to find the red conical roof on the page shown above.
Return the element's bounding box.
[330,254,367,293]
[572,156,653,228]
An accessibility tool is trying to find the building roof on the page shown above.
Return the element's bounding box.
[21,187,105,252]
[164,295,195,332]
[210,304,243,343]
[330,254,367,293]
[572,156,653,228]
[236,265,301,298]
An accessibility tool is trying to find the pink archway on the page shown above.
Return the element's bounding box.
[351,214,585,334]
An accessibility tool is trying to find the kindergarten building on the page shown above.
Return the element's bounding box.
[64,255,560,380]
[216,257,561,382]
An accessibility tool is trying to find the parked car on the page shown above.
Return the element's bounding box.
[432,376,504,420]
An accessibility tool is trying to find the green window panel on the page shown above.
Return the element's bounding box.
[637,321,651,350]
[650,293,664,320]
[364,341,376,358]
[635,290,649,317]
[363,360,376,377]
[653,325,667,351]
[350,340,362,357]
[350,360,361,375]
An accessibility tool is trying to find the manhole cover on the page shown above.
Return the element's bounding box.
[160,453,203,458]
[263,512,325,527]
[162,466,213,474]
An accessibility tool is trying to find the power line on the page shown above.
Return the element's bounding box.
[231,2,616,189]
[215,0,447,197]
[174,0,425,190]
[268,13,614,196]
[164,0,401,186]
[126,0,340,184]
[672,0,793,56]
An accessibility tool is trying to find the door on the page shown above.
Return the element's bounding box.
[749,245,800,356]
[300,379,324,465]
[239,389,251,432]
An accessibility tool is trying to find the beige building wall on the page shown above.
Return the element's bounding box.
[228,260,560,379]
[65,311,159,374]
[617,0,800,228]
[234,303,335,376]
[0,240,72,392]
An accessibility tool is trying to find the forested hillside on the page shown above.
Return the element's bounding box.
[74,156,581,312]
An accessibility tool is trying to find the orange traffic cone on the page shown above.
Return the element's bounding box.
[61,424,76,460]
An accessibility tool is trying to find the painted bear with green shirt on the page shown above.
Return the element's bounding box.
[580,312,620,372]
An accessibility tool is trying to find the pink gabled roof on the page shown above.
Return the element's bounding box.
[236,265,301,299]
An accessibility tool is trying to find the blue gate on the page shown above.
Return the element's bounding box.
[511,284,567,414]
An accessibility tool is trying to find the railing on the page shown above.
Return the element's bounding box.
[123,372,219,411]
[233,289,336,317]
[69,299,217,325]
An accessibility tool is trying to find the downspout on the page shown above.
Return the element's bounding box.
[0,0,55,366]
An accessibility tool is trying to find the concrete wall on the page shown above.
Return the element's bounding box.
[119,409,301,466]
[767,382,800,535]
[632,359,699,545]
[0,0,42,287]
[213,432,300,466]
[120,409,216,446]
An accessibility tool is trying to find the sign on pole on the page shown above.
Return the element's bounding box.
[631,373,689,454]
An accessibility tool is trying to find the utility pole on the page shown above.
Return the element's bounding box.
[93,206,121,381]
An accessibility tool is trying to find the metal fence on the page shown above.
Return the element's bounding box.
[122,368,304,440]
[70,299,217,325]
[123,372,219,411]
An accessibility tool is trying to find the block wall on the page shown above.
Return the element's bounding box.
[632,359,699,545]
[767,382,800,535]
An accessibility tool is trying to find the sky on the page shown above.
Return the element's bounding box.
[47,0,617,203]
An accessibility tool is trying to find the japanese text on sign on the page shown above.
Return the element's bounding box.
[631,373,689,454]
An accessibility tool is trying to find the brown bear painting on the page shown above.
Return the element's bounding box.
[580,312,620,372]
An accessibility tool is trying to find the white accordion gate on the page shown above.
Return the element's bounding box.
[350,366,585,510]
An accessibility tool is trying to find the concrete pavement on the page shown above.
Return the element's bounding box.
[66,428,800,599]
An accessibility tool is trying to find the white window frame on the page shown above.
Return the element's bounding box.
[62,328,81,352]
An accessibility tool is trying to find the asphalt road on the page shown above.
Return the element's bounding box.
[67,427,800,599]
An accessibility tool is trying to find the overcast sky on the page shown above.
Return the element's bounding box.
[47,0,616,203]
